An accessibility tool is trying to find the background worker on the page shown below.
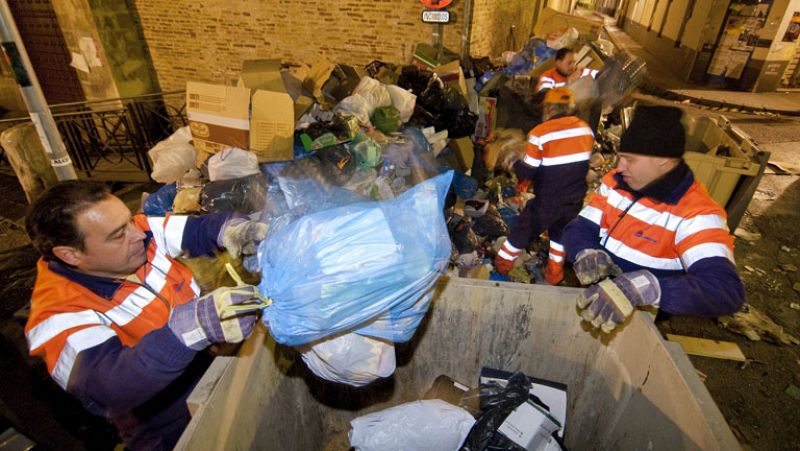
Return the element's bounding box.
[24,181,268,451]
[536,47,599,93]
[495,87,594,285]
[562,105,745,333]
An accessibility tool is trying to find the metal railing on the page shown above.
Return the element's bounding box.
[0,91,187,181]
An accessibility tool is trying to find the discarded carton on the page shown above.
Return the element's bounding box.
[433,60,469,98]
[186,59,297,163]
[449,137,474,172]
[422,374,480,415]
[186,82,251,153]
[474,97,498,140]
[534,8,602,42]
[411,42,459,69]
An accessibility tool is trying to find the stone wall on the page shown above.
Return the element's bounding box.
[469,0,536,57]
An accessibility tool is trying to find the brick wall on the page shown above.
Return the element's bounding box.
[133,0,467,90]
[469,0,536,57]
[132,1,538,91]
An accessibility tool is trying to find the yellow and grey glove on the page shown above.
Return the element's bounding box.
[169,284,263,350]
[573,248,623,286]
[577,270,660,333]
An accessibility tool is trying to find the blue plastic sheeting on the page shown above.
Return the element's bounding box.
[258,171,453,346]
[142,183,176,215]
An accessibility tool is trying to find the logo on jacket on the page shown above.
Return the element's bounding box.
[635,230,658,243]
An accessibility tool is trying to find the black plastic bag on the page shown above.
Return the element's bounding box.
[460,373,532,451]
[471,207,509,239]
[200,173,267,215]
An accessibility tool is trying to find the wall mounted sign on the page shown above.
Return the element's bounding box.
[420,0,452,9]
[422,10,451,23]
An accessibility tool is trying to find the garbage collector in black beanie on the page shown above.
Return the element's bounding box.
[562,105,744,333]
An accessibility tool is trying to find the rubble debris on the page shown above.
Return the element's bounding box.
[785,384,800,401]
[719,305,800,346]
[734,227,761,241]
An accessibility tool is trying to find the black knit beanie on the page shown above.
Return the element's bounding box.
[620,105,685,158]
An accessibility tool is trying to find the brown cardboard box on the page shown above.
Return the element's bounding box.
[433,60,469,98]
[448,137,474,172]
[422,375,480,415]
[239,59,295,162]
[534,8,602,42]
[186,82,251,154]
[186,59,297,163]
[302,58,362,109]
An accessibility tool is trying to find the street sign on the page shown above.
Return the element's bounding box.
[420,0,452,9]
[422,10,451,24]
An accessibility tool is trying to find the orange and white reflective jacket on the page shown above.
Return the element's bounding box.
[536,67,598,92]
[563,167,745,316]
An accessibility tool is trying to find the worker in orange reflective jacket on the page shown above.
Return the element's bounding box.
[536,48,599,93]
[24,181,268,450]
[563,105,745,333]
[495,87,594,285]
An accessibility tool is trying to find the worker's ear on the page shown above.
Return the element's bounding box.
[52,245,83,267]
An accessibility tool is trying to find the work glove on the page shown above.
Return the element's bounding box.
[169,284,262,350]
[573,248,623,286]
[576,270,661,333]
[218,218,268,259]
[494,253,515,275]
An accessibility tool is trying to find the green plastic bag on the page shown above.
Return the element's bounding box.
[372,106,401,134]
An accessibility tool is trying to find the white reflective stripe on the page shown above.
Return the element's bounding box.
[498,249,520,261]
[523,154,541,167]
[606,189,685,231]
[553,81,567,87]
[582,68,599,78]
[549,241,564,253]
[105,249,172,325]
[579,205,603,226]
[681,242,735,269]
[51,326,117,389]
[604,236,683,271]
[674,214,728,244]
[541,151,591,166]
[190,277,201,296]
[598,182,610,197]
[527,135,541,147]
[503,241,523,254]
[187,111,249,130]
[26,310,112,351]
[548,254,565,263]
[538,127,594,146]
[540,77,555,85]
[599,227,609,240]
[164,216,188,257]
[147,216,188,257]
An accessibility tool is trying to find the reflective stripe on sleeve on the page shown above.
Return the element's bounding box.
[523,154,542,167]
[579,205,603,226]
[51,326,117,389]
[541,151,591,166]
[681,242,735,269]
[538,127,594,146]
[604,236,683,271]
[26,310,112,351]
[674,214,728,244]
[148,215,188,257]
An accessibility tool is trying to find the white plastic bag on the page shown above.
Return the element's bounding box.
[148,126,197,183]
[335,95,372,126]
[207,147,259,182]
[353,76,391,116]
[349,399,475,451]
[546,27,579,50]
[385,85,416,124]
[299,331,396,387]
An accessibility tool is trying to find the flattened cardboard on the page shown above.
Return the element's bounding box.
[186,82,251,154]
[449,137,474,172]
[240,59,296,162]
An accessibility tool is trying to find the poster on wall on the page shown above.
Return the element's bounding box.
[783,12,800,43]
[707,1,771,80]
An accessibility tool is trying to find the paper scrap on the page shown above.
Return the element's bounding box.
[70,52,89,73]
[79,37,102,67]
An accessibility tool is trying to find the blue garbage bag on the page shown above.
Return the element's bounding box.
[258,171,453,346]
[143,183,176,215]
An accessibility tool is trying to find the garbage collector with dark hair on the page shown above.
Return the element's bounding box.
[495,87,594,285]
[23,181,268,450]
[536,47,599,93]
[563,105,745,333]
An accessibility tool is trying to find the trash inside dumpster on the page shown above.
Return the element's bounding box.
[175,279,740,451]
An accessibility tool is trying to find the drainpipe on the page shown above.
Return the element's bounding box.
[0,0,76,181]
[460,0,474,60]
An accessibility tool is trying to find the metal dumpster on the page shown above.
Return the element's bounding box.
[175,278,740,451]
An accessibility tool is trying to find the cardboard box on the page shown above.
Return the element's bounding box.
[497,399,561,451]
[448,137,474,172]
[186,82,251,154]
[433,60,469,98]
[534,8,602,42]
[480,367,567,438]
[186,59,297,163]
